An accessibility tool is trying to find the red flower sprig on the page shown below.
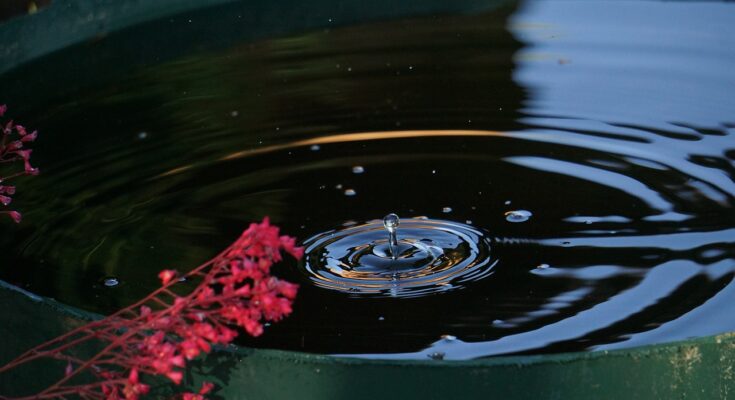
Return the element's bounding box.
[0,218,303,399]
[0,104,39,223]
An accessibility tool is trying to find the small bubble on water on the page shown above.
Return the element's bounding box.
[427,352,446,360]
[352,166,365,174]
[505,210,532,223]
[335,184,343,190]
[310,144,321,151]
[536,263,550,270]
[103,277,119,287]
[440,334,457,341]
[137,131,148,140]
[344,189,356,196]
[347,67,352,72]
[442,207,453,213]
[378,316,385,321]
[504,200,511,205]
[230,110,239,117]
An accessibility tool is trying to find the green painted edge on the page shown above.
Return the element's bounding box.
[0,0,499,76]
[2,279,735,399]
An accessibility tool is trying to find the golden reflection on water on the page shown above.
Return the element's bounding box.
[154,130,507,179]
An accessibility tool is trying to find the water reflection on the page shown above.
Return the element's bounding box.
[0,0,735,359]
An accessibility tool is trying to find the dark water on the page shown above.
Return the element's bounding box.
[2,1,735,360]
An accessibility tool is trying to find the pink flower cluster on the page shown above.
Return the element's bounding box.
[0,104,39,223]
[0,218,302,399]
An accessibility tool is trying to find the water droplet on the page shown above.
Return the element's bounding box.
[504,200,511,205]
[310,144,320,151]
[427,352,445,360]
[505,210,532,223]
[383,213,400,232]
[383,213,400,259]
[440,334,457,341]
[442,207,452,213]
[335,184,343,190]
[344,189,356,196]
[230,110,239,117]
[137,131,148,140]
[347,67,352,72]
[466,220,473,225]
[378,316,385,321]
[352,166,365,174]
[536,263,550,270]
[431,169,436,174]
[103,277,119,287]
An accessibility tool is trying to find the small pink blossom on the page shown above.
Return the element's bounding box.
[158,269,177,285]
[0,105,38,223]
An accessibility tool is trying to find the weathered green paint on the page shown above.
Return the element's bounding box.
[2,280,734,399]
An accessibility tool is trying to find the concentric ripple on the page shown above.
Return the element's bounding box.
[301,218,495,298]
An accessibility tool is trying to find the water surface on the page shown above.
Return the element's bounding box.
[1,1,735,359]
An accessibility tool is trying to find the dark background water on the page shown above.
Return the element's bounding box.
[1,1,735,359]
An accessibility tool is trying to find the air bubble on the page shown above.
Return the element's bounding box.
[103,277,119,287]
[505,210,532,223]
